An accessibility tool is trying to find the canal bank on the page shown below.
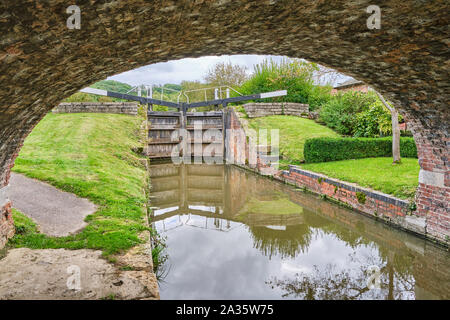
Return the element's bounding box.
[144,107,449,299]
[227,108,448,248]
[1,112,159,299]
[143,105,450,299]
[148,163,449,299]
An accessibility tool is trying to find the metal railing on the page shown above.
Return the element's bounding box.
[179,85,243,104]
[125,84,243,104]
[126,84,181,102]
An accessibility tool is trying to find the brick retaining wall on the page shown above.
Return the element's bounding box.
[0,156,15,249]
[244,102,315,118]
[225,108,278,175]
[227,110,445,245]
[230,108,449,245]
[279,166,429,239]
[0,200,14,249]
[52,102,138,115]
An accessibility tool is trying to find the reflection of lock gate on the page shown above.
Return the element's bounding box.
[80,86,286,159]
[148,163,304,229]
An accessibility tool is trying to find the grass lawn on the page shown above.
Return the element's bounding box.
[247,115,339,164]
[301,157,420,199]
[10,112,149,257]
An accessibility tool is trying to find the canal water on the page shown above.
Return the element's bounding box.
[149,163,449,300]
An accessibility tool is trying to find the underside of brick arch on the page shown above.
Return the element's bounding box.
[0,1,448,247]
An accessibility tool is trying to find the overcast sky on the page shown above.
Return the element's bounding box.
[107,54,351,87]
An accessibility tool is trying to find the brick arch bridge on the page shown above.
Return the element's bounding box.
[0,1,448,247]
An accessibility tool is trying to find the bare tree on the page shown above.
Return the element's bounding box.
[204,62,248,88]
[266,251,415,300]
[375,91,401,164]
[314,64,342,86]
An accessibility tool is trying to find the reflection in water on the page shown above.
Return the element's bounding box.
[250,224,312,260]
[267,248,416,300]
[149,163,450,300]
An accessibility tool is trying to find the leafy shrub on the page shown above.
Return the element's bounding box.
[307,85,332,111]
[236,105,248,117]
[239,58,319,105]
[356,192,366,204]
[319,91,378,136]
[354,98,406,138]
[399,138,418,158]
[304,137,417,163]
[400,130,413,137]
[353,101,392,137]
[152,105,169,112]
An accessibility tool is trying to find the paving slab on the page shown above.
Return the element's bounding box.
[0,248,159,300]
[8,173,97,237]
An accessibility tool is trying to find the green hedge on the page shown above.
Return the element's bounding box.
[304,137,418,163]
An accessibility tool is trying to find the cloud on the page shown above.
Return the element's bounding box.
[107,54,353,87]
[107,55,285,86]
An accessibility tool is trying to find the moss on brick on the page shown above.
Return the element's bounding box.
[356,192,366,204]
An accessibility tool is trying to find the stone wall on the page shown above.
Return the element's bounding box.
[52,102,138,115]
[243,103,312,118]
[279,166,430,240]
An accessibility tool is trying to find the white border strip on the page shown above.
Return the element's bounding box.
[260,90,287,99]
[80,87,108,96]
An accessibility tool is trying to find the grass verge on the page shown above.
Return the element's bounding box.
[301,157,420,199]
[9,113,149,257]
[247,115,339,164]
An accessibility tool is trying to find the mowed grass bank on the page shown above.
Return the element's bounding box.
[247,115,339,164]
[245,114,419,199]
[301,157,420,199]
[10,113,149,256]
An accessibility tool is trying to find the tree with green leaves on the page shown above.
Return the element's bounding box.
[239,58,330,110]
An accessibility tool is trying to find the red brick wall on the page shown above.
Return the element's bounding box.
[227,108,448,246]
[225,109,276,174]
[408,115,449,243]
[0,201,14,249]
[226,109,251,167]
[0,141,18,249]
[281,167,410,218]
[417,182,449,241]
[277,166,439,242]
